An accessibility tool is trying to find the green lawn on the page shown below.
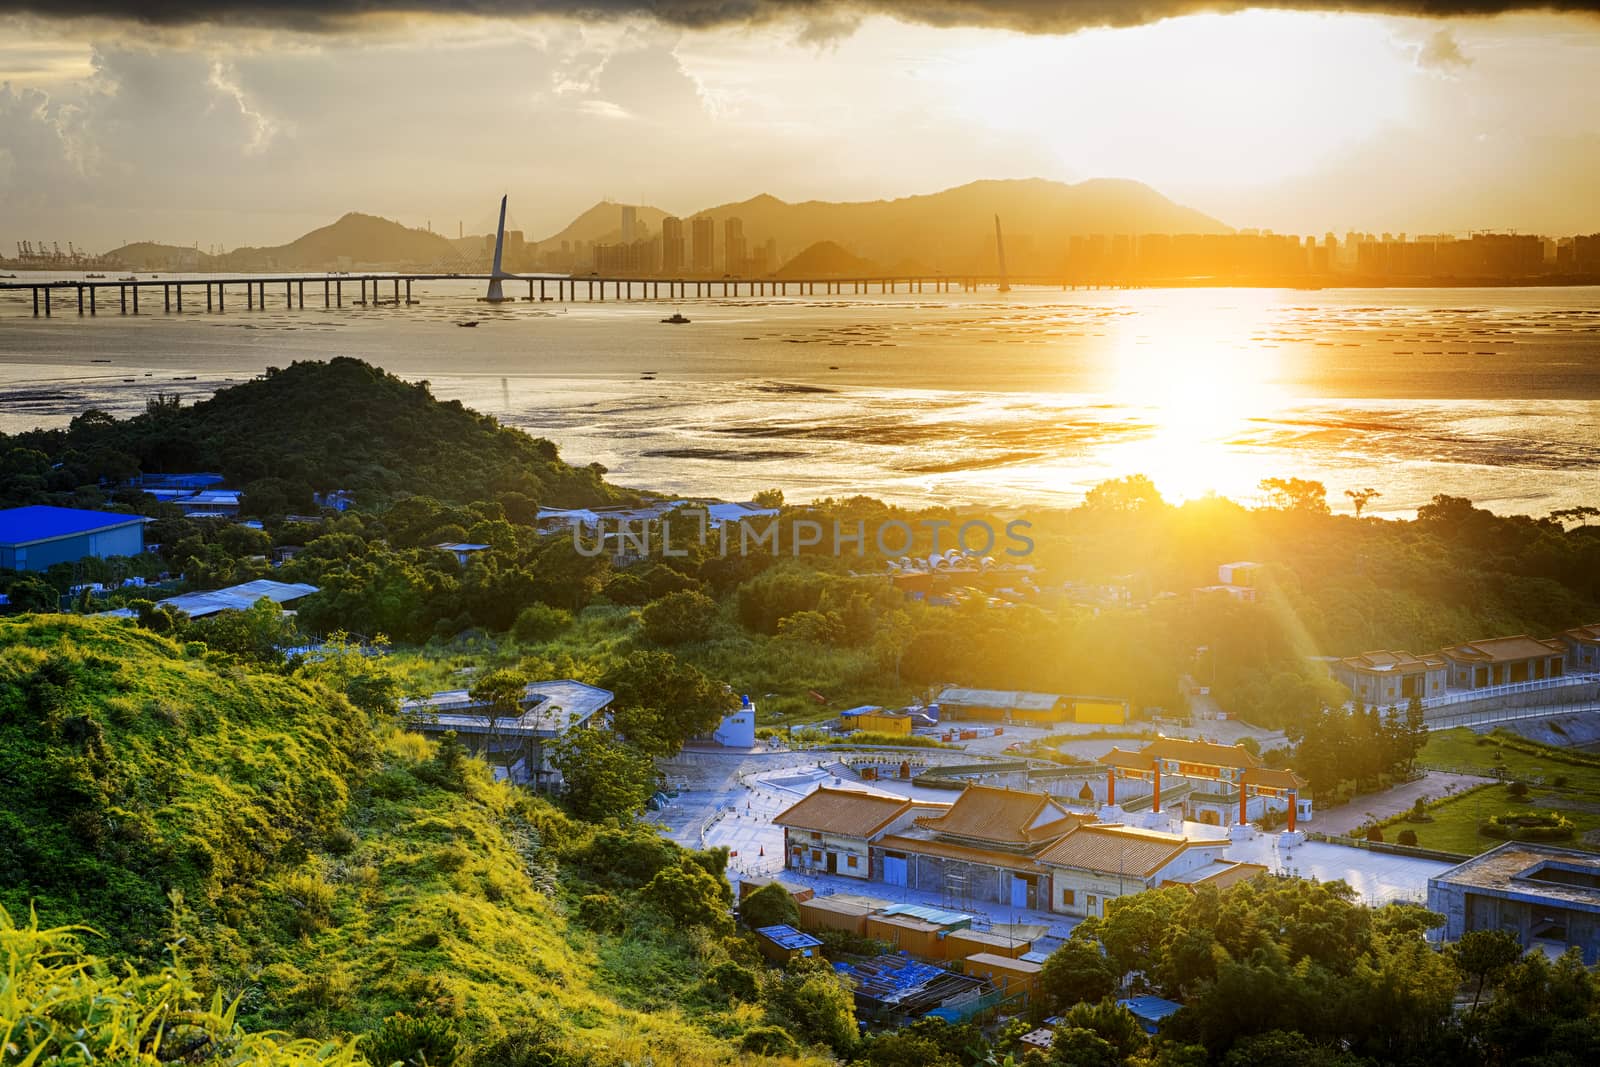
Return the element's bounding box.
[1398,728,1600,854]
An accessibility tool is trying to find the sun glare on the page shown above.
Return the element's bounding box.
[1094,291,1289,503]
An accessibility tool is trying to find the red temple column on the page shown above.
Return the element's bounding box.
[1240,785,1249,827]
[1287,791,1298,833]
[1151,762,1162,814]
[1106,769,1116,806]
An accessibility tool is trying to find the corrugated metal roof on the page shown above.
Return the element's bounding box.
[879,903,974,927]
[937,687,1063,711]
[757,925,823,950]
[0,506,146,546]
[158,579,318,619]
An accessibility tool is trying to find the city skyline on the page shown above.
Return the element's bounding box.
[2,7,1599,249]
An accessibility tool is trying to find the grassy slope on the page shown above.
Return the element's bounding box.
[1401,727,1600,854]
[0,616,818,1066]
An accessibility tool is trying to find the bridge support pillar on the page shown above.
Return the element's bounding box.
[44,288,50,316]
[300,280,306,307]
[219,284,225,312]
[133,285,140,314]
[119,285,126,314]
[247,283,253,310]
[32,287,38,316]
[77,286,84,315]
[336,280,342,306]
[393,278,399,305]
[89,287,96,315]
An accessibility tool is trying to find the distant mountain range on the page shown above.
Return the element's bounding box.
[106,178,1230,274]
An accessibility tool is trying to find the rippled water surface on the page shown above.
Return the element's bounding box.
[2,279,1597,515]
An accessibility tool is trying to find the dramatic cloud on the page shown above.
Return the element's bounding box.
[1416,26,1473,66]
[2,1,1599,35]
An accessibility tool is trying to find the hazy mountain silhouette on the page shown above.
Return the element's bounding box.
[108,213,460,270]
[694,178,1229,273]
[775,240,880,277]
[105,179,1228,273]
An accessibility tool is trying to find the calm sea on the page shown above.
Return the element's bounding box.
[2,277,1598,516]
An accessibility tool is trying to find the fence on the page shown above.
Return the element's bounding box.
[1422,673,1600,711]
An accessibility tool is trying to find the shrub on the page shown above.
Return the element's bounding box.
[1554,775,1569,788]
[1397,829,1419,847]
[639,589,719,645]
[704,960,761,1003]
[280,870,335,936]
[1365,826,1384,843]
[1481,811,1575,842]
[741,1026,799,1057]
[364,1013,464,1067]
[575,892,626,933]
[324,827,359,855]
[740,881,801,930]
[1507,780,1529,800]
[511,602,573,643]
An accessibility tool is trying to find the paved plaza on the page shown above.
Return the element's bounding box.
[653,750,1453,911]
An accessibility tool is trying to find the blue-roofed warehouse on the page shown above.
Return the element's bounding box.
[0,506,147,572]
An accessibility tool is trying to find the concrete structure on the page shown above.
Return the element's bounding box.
[401,679,614,790]
[936,687,1127,726]
[1333,649,1448,704]
[158,579,318,619]
[0,506,146,571]
[1440,635,1568,689]
[1036,823,1232,918]
[1561,624,1600,673]
[704,697,758,748]
[1427,842,1600,964]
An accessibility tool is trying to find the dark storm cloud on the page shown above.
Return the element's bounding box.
[2,1,1598,34]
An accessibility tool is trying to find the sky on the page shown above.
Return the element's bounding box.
[1,4,1597,251]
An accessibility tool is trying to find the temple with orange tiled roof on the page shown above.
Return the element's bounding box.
[875,784,1095,910]
[1098,737,1308,830]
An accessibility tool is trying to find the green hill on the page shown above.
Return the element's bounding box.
[0,616,824,1065]
[1,358,623,509]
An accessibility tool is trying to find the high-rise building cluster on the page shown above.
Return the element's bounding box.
[548,207,774,276]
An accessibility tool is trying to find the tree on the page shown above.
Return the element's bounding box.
[1041,939,1119,1010]
[469,668,528,771]
[1084,474,1165,514]
[741,881,800,930]
[639,589,719,645]
[1046,1027,1119,1067]
[1260,477,1329,514]
[1344,487,1381,518]
[601,650,734,757]
[510,602,573,643]
[548,727,654,821]
[641,856,732,932]
[1453,929,1523,1011]
[777,967,858,1055]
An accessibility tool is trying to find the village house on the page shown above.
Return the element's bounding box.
[1331,649,1448,704]
[1036,823,1233,918]
[773,787,936,879]
[1438,635,1568,689]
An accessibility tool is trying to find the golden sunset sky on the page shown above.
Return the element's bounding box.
[1,2,1597,249]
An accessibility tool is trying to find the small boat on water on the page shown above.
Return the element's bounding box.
[660,312,691,324]
[455,320,480,327]
[0,273,15,279]
[119,275,137,281]
[86,273,106,279]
